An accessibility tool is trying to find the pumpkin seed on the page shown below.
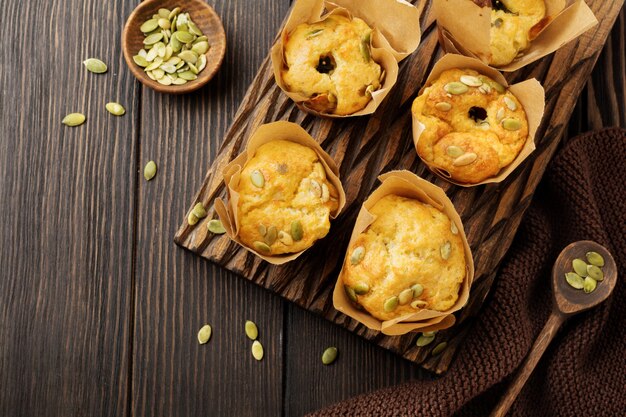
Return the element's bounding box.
[157,76,172,86]
[188,62,199,75]
[460,75,482,87]
[168,7,181,20]
[83,58,107,74]
[309,179,322,197]
[502,118,521,131]
[353,282,369,295]
[251,340,264,361]
[350,246,365,265]
[143,161,157,180]
[187,212,199,226]
[453,152,478,166]
[435,102,452,112]
[278,231,293,246]
[490,80,506,93]
[250,170,264,188]
[178,71,197,81]
[480,83,492,94]
[133,55,149,67]
[143,32,164,45]
[322,347,338,365]
[174,30,195,44]
[398,288,414,305]
[192,202,207,219]
[440,241,452,260]
[258,224,267,236]
[360,40,370,62]
[444,82,468,95]
[416,334,435,347]
[411,284,424,298]
[253,241,271,253]
[158,8,170,18]
[245,320,258,340]
[344,285,357,302]
[145,57,163,71]
[265,226,277,246]
[192,41,209,55]
[207,219,226,234]
[105,102,125,116]
[141,19,159,33]
[423,331,437,337]
[411,299,428,309]
[291,221,303,241]
[197,324,212,344]
[565,272,584,289]
[494,17,503,27]
[158,18,171,30]
[198,54,207,72]
[365,84,376,97]
[446,145,464,158]
[586,251,604,267]
[146,70,156,80]
[62,113,86,127]
[450,221,459,235]
[431,342,447,356]
[496,107,505,122]
[504,96,517,111]
[383,296,399,312]
[572,258,588,277]
[306,28,324,39]
[151,68,165,79]
[178,50,198,64]
[583,276,597,293]
[587,265,604,281]
[321,183,330,203]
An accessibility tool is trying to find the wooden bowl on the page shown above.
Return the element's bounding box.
[122,0,226,94]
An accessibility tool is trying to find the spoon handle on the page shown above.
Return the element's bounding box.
[490,311,566,417]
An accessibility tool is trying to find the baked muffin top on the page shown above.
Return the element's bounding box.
[489,0,546,66]
[281,14,382,115]
[237,140,339,255]
[412,68,529,184]
[342,194,466,321]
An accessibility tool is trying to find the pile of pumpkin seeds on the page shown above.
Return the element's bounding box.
[133,7,210,86]
[565,251,605,293]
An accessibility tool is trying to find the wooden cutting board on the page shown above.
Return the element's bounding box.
[174,0,623,373]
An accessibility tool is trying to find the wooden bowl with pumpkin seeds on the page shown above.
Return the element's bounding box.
[122,0,226,94]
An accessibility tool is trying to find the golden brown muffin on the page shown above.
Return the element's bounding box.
[237,140,339,255]
[342,195,466,321]
[412,68,529,184]
[281,14,382,115]
[488,0,547,66]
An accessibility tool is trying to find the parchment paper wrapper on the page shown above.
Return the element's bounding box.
[332,170,475,336]
[214,121,347,265]
[433,0,598,71]
[270,0,421,117]
[412,54,545,187]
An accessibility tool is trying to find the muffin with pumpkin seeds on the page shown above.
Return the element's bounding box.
[342,194,466,321]
[236,140,339,255]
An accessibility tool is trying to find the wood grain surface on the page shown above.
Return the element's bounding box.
[0,0,624,416]
[174,0,624,374]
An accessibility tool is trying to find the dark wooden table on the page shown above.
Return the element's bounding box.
[1,1,624,416]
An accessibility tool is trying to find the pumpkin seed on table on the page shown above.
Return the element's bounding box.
[105,102,125,116]
[143,160,157,180]
[192,202,207,219]
[251,340,264,361]
[245,320,258,340]
[322,347,338,365]
[197,324,212,344]
[416,333,435,347]
[83,58,107,74]
[62,113,86,127]
[431,342,447,356]
[207,219,226,234]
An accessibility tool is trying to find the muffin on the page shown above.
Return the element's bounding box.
[412,68,529,184]
[281,14,383,115]
[236,140,339,255]
[342,194,466,321]
[484,0,548,66]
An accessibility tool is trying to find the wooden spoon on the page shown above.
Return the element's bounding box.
[491,240,618,417]
[122,0,226,94]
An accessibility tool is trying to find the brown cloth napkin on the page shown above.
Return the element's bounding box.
[310,128,626,417]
